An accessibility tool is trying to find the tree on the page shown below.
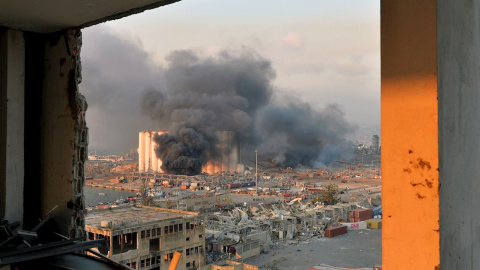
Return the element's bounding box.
[319,183,340,205]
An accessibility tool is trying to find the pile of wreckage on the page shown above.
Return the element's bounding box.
[203,198,381,263]
[0,206,129,269]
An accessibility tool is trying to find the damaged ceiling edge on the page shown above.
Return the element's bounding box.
[0,0,181,34]
[78,0,181,31]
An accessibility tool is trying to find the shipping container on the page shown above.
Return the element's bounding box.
[241,181,255,187]
[325,225,347,237]
[350,208,373,221]
[366,218,382,229]
[227,183,242,189]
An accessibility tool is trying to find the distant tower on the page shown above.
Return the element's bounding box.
[372,135,380,153]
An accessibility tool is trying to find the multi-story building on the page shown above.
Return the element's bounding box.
[85,206,206,270]
[372,135,380,154]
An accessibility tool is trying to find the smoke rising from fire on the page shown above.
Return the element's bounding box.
[141,49,356,174]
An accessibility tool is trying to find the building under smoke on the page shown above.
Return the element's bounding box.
[140,50,356,173]
[204,131,243,174]
[139,130,243,174]
[138,130,166,173]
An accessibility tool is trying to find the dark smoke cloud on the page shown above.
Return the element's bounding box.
[80,26,161,154]
[141,49,275,174]
[154,128,210,175]
[256,100,356,167]
[80,27,356,166]
[141,49,356,174]
[141,49,273,137]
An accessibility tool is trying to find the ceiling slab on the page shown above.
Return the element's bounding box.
[0,0,180,33]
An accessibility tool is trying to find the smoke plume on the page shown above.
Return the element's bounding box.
[256,101,355,167]
[141,49,356,174]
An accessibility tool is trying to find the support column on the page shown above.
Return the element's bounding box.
[0,29,25,224]
[121,234,124,252]
[381,1,439,269]
[109,234,113,257]
[438,0,480,268]
[32,29,87,238]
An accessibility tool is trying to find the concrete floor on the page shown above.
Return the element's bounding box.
[243,229,382,270]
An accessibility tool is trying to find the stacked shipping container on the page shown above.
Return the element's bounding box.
[348,208,373,222]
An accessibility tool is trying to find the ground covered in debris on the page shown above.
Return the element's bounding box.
[243,229,381,270]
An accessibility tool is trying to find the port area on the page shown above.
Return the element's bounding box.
[243,229,381,270]
[85,179,140,192]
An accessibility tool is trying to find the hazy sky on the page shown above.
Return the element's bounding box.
[80,0,380,154]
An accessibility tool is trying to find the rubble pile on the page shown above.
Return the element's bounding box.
[202,195,381,263]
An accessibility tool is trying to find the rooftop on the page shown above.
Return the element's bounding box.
[85,206,196,230]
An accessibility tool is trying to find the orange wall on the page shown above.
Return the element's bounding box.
[381,0,439,269]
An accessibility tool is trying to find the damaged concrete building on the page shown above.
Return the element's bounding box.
[203,202,357,262]
[85,206,206,269]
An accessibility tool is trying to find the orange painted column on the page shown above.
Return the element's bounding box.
[381,1,439,269]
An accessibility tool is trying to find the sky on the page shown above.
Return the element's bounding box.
[80,0,380,155]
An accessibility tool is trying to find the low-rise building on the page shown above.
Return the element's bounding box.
[85,206,206,270]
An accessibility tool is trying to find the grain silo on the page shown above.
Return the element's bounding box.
[203,130,242,174]
[138,130,166,173]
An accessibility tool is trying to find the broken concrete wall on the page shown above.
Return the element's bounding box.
[245,231,272,250]
[1,28,87,237]
[41,29,87,238]
[22,29,87,237]
[235,239,260,259]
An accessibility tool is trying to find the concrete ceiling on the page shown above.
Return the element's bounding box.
[0,0,180,33]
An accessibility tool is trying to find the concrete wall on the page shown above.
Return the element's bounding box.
[438,1,480,268]
[39,30,87,237]
[0,29,25,223]
[235,240,260,260]
[0,28,86,236]
[381,0,439,269]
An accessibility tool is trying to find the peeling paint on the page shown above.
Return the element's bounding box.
[425,179,434,188]
[416,193,426,199]
[417,158,432,170]
[411,181,425,187]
